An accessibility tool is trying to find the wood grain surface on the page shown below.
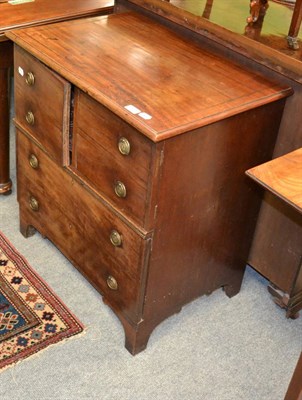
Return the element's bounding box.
[14,46,71,165]
[7,12,293,142]
[246,148,302,214]
[0,0,114,37]
[284,352,302,400]
[117,0,302,83]
[10,7,295,354]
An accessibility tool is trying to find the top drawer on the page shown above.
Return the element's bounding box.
[14,45,71,164]
[71,89,154,227]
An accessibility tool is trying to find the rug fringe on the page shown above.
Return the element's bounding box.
[2,327,88,374]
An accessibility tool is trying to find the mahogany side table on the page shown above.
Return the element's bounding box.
[246,148,302,319]
[246,149,302,399]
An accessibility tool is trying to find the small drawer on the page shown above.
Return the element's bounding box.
[17,130,149,321]
[71,89,153,226]
[14,45,71,164]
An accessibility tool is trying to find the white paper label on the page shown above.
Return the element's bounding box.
[9,0,35,5]
[124,104,141,115]
[138,112,152,120]
[18,66,24,77]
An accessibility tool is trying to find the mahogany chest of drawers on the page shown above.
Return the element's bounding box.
[9,12,292,354]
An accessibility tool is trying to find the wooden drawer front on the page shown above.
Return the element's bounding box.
[14,46,71,164]
[17,131,148,321]
[72,89,153,226]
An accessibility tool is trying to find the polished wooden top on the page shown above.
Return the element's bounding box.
[246,148,302,214]
[119,0,302,82]
[0,0,114,39]
[7,12,292,142]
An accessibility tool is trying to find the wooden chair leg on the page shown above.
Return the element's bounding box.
[284,353,302,400]
[287,0,302,49]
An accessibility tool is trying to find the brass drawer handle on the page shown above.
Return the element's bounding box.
[107,275,118,291]
[110,230,123,247]
[25,111,35,126]
[25,72,35,86]
[114,181,127,198]
[28,154,39,169]
[29,196,39,211]
[118,137,131,156]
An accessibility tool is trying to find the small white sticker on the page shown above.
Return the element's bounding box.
[9,0,35,5]
[139,112,152,120]
[124,104,141,114]
[18,66,24,77]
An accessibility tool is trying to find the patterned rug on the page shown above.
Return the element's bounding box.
[0,231,84,371]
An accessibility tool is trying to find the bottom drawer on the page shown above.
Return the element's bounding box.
[17,131,150,322]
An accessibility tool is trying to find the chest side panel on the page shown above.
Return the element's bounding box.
[143,100,286,322]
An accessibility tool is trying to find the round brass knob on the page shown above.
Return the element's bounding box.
[118,137,131,156]
[106,275,118,291]
[29,196,39,211]
[114,181,126,198]
[110,230,123,247]
[29,154,39,169]
[25,111,35,126]
[25,72,35,86]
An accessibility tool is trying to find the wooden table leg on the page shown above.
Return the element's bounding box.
[287,0,302,49]
[0,41,13,195]
[202,0,214,19]
[284,353,302,400]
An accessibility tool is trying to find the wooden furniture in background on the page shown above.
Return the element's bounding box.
[7,11,291,354]
[247,0,269,24]
[246,0,302,50]
[0,40,13,195]
[285,352,302,400]
[287,0,302,49]
[247,149,302,318]
[0,0,114,195]
[246,151,302,397]
[246,148,302,214]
